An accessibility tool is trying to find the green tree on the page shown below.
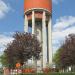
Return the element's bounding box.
[0,53,8,67]
[53,48,62,68]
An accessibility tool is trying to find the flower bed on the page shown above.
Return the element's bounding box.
[22,68,36,73]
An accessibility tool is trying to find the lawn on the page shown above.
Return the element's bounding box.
[17,72,75,75]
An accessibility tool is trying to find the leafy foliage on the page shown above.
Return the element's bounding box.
[53,48,62,68]
[54,34,75,68]
[0,53,8,67]
[4,32,41,68]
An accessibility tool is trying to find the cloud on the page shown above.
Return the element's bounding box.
[0,34,13,45]
[52,16,75,53]
[0,0,11,19]
[52,0,63,4]
[53,16,75,31]
[0,33,14,54]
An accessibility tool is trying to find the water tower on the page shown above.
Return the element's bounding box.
[24,0,52,69]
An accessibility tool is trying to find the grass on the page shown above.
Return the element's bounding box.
[16,72,75,75]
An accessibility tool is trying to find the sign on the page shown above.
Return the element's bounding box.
[16,63,21,68]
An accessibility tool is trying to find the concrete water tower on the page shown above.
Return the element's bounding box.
[24,0,52,69]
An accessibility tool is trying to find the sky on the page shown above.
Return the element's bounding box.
[0,0,75,54]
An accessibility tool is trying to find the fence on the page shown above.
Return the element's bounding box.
[3,68,22,75]
[10,69,22,75]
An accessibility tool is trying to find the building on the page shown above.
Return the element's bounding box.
[24,0,52,69]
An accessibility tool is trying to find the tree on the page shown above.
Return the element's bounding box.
[0,53,8,67]
[54,34,75,70]
[53,48,62,68]
[4,32,41,68]
[60,34,75,68]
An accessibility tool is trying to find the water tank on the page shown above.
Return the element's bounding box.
[24,0,52,13]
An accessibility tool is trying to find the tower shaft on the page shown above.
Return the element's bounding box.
[24,10,52,69]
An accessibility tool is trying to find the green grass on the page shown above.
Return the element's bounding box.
[16,72,75,75]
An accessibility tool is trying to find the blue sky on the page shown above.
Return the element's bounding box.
[0,0,75,54]
[0,0,24,32]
